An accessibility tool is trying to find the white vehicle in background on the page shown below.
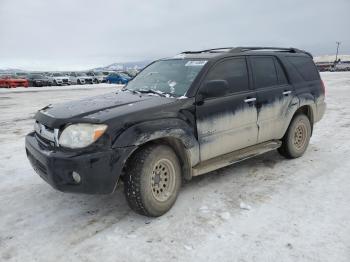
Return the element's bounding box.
[68,72,94,85]
[335,61,350,71]
[86,71,107,83]
[48,72,70,86]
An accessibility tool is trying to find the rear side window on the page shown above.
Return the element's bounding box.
[287,56,319,81]
[275,59,288,85]
[251,57,278,88]
[206,58,249,93]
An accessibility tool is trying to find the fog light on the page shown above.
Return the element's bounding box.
[72,171,81,184]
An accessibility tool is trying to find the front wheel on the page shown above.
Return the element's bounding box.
[278,114,311,159]
[124,144,182,217]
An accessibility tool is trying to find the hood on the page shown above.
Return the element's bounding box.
[35,90,176,127]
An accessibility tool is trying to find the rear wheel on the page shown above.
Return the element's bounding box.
[124,144,182,217]
[278,114,311,158]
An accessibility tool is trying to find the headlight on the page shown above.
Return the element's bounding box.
[58,123,107,149]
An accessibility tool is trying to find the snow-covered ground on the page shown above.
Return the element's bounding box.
[0,73,350,262]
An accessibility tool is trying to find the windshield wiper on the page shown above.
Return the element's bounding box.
[138,89,168,97]
[122,88,141,95]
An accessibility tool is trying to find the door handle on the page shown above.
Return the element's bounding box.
[244,98,257,103]
[282,90,292,96]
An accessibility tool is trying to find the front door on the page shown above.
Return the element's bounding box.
[196,57,259,161]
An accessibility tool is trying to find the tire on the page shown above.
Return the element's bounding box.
[278,113,311,159]
[77,79,81,85]
[124,144,182,217]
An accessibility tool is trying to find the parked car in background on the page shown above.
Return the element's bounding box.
[131,70,140,77]
[330,61,350,72]
[27,74,52,87]
[0,75,29,88]
[124,70,139,78]
[106,72,131,84]
[68,72,94,85]
[86,71,107,83]
[15,72,29,79]
[48,73,70,86]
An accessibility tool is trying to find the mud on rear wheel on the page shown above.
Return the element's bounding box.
[278,113,311,159]
[123,144,182,217]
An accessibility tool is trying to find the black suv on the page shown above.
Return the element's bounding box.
[25,47,326,217]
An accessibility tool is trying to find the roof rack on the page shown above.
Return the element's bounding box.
[181,46,312,57]
[181,47,234,54]
[229,46,312,57]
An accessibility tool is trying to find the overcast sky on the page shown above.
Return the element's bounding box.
[0,0,349,70]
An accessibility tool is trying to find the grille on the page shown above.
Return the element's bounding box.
[34,122,57,144]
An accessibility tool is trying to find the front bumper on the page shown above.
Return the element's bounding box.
[25,132,135,194]
[10,82,28,88]
[33,80,49,87]
[85,79,93,84]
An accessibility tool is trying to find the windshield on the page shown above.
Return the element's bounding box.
[125,59,207,97]
[30,74,44,79]
[77,72,87,76]
[53,73,63,77]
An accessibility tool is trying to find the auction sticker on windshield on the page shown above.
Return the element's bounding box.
[185,60,207,66]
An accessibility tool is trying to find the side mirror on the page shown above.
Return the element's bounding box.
[199,80,229,99]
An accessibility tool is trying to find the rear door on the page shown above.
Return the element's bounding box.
[249,56,296,142]
[196,57,258,161]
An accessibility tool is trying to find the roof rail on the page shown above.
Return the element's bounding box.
[180,46,312,58]
[181,47,234,54]
[229,46,313,57]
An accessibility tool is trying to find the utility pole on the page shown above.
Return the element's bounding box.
[335,41,341,64]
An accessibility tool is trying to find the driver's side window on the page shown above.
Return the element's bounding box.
[206,57,249,94]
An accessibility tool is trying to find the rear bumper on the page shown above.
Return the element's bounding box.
[25,132,135,194]
[315,100,326,123]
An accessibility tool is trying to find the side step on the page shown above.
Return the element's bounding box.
[192,140,282,176]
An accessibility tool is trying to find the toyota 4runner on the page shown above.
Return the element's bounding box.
[25,47,326,217]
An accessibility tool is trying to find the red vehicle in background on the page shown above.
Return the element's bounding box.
[0,75,29,88]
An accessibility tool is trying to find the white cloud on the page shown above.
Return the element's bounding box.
[0,0,349,70]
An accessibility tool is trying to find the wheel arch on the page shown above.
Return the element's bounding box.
[114,119,200,180]
[122,137,194,181]
[295,105,314,124]
[282,104,315,139]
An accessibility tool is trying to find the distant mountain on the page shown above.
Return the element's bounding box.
[94,61,151,71]
[0,61,152,73]
[0,68,26,73]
